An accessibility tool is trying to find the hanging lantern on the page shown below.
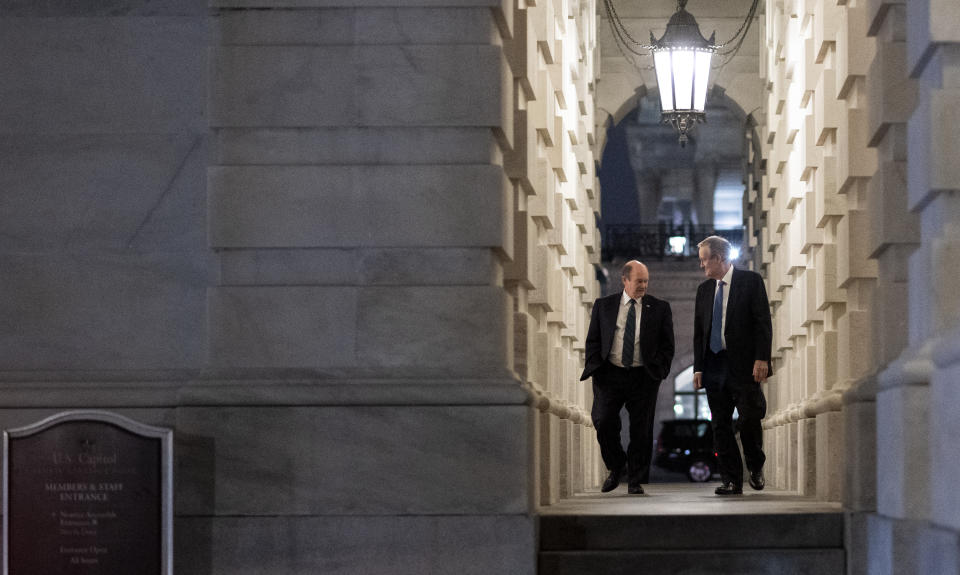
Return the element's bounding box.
[650,0,717,146]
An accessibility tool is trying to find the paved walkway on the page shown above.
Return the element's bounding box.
[539,482,843,516]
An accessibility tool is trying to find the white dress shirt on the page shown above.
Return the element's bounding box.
[715,264,735,350]
[609,291,643,368]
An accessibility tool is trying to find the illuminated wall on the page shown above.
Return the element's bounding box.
[759,1,960,573]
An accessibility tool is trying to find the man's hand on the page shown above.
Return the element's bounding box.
[693,372,703,390]
[753,360,769,383]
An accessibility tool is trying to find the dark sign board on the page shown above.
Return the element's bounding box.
[3,411,172,575]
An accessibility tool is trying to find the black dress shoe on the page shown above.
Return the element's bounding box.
[601,468,624,493]
[749,470,765,491]
[714,482,743,496]
[627,484,645,495]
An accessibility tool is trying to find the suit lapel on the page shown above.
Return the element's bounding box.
[638,294,651,332]
[726,270,742,328]
[702,279,717,329]
[605,293,621,323]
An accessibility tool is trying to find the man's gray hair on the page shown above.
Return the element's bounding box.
[698,235,732,263]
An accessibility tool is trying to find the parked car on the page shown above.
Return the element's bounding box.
[654,419,717,482]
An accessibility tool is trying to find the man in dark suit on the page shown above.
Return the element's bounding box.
[580,260,675,495]
[693,235,773,495]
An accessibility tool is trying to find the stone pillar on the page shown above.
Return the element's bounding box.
[201,3,542,572]
[797,417,817,495]
[0,0,598,572]
[503,0,603,501]
[843,2,920,573]
[930,339,960,574]
[694,162,718,226]
[0,3,209,374]
[844,379,878,575]
[761,0,881,503]
[879,0,960,571]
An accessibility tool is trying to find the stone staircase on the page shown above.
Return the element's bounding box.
[538,511,845,575]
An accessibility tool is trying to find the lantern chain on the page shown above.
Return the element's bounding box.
[602,0,656,77]
[602,0,651,52]
[715,0,760,54]
[712,0,760,70]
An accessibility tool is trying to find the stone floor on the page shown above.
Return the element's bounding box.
[540,482,843,516]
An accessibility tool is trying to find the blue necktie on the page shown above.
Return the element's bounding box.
[622,299,636,367]
[710,280,725,353]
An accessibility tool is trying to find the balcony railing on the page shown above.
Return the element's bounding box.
[601,224,744,261]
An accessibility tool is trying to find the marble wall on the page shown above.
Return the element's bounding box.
[0,0,600,572]
[500,0,604,504]
[759,0,880,502]
[6,0,959,572]
[0,2,209,370]
[875,0,960,573]
[759,0,960,573]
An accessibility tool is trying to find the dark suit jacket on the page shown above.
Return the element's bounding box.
[580,292,675,382]
[693,267,773,382]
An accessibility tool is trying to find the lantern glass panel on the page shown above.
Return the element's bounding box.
[654,51,674,111]
[672,50,695,110]
[694,50,712,111]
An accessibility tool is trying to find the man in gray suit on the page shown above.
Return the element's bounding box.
[693,236,773,496]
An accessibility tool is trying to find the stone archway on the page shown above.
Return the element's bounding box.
[592,83,761,481]
[591,0,766,486]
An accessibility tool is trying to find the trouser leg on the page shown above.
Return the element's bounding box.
[707,386,743,487]
[625,372,661,485]
[592,374,626,472]
[735,384,767,472]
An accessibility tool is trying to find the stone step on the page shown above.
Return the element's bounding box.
[540,513,844,550]
[539,549,845,575]
[539,513,845,575]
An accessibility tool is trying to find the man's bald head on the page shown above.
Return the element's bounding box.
[621,260,649,300]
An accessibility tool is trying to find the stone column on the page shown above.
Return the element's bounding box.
[870,0,960,572]
[694,162,718,226]
[504,0,602,503]
[0,3,209,375]
[0,1,210,566]
[761,0,879,502]
[199,2,542,572]
[842,2,919,574]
